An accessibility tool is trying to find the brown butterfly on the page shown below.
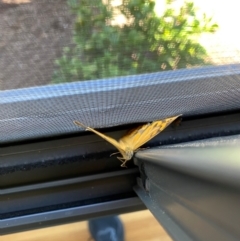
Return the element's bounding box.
[74,115,181,167]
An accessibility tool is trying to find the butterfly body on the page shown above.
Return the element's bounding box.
[74,115,181,167]
[116,146,134,166]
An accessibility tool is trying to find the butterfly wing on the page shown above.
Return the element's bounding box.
[119,115,181,150]
[74,121,126,156]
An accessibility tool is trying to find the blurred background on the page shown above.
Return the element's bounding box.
[0,0,239,90]
[4,210,173,241]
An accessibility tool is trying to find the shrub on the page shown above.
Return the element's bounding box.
[52,0,218,83]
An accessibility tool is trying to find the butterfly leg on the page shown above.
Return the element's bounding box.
[117,157,128,168]
[110,152,120,157]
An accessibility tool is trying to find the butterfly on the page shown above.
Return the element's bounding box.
[74,115,181,167]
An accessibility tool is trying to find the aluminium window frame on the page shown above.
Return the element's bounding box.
[1,64,240,235]
[1,64,240,144]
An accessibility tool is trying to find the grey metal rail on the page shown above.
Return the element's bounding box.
[135,135,240,188]
[1,64,240,143]
[134,135,240,241]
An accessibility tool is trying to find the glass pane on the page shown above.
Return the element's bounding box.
[1,0,238,90]
[1,0,240,143]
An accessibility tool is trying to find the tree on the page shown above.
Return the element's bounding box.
[52,0,218,83]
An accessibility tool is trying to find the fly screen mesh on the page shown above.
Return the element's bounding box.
[0,0,240,143]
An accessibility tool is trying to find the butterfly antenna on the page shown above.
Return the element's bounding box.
[73,120,88,130]
[110,152,120,157]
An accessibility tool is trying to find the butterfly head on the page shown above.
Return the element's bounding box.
[118,147,134,167]
[124,147,134,160]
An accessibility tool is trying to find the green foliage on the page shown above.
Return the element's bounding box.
[52,0,218,83]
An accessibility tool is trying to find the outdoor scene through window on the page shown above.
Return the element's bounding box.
[0,0,239,90]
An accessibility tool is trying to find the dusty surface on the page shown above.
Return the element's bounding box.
[0,0,74,90]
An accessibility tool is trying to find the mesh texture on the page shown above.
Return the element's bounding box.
[0,0,240,143]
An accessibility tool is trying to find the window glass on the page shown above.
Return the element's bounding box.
[0,0,239,143]
[1,0,237,90]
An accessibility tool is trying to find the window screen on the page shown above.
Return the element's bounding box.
[0,0,240,143]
